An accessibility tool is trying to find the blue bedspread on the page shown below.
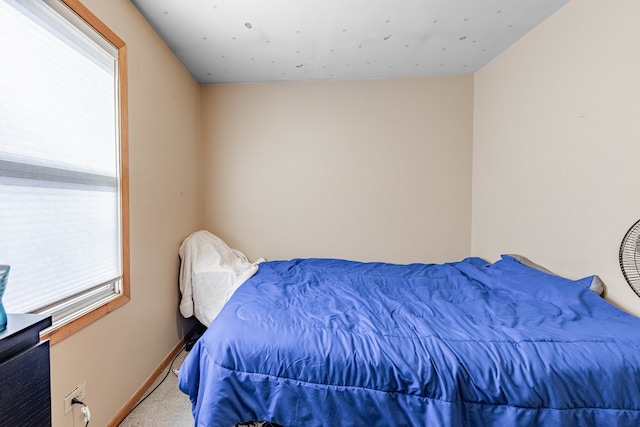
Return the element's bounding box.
[178,256,640,426]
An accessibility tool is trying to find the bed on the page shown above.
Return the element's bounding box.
[178,249,640,426]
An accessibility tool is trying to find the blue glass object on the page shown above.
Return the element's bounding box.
[0,265,9,331]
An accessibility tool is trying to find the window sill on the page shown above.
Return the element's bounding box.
[40,292,130,345]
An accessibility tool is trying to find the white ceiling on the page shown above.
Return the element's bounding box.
[130,0,569,85]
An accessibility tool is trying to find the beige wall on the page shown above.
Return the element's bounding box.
[200,77,473,264]
[473,0,640,316]
[50,1,200,426]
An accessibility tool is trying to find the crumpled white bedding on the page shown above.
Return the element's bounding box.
[179,230,261,326]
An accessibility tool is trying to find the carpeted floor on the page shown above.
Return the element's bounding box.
[119,348,194,426]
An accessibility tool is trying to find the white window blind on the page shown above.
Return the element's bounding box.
[0,0,123,323]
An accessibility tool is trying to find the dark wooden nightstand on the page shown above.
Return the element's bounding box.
[0,313,52,426]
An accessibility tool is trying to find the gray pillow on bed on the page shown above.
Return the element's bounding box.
[505,254,604,296]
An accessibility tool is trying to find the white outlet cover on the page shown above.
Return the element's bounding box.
[64,382,86,414]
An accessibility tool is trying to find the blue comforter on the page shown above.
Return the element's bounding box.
[178,256,640,426]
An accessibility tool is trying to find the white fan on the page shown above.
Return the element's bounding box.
[619,219,640,297]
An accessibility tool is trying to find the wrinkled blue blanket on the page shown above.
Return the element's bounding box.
[179,256,640,426]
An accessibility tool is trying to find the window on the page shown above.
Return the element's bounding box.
[0,0,129,344]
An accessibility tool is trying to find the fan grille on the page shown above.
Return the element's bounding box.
[619,219,640,297]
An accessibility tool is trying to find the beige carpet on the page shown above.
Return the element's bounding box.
[119,349,194,426]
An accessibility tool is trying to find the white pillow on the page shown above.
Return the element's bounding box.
[505,254,604,296]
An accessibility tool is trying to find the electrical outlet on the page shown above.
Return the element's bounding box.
[64,383,86,414]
